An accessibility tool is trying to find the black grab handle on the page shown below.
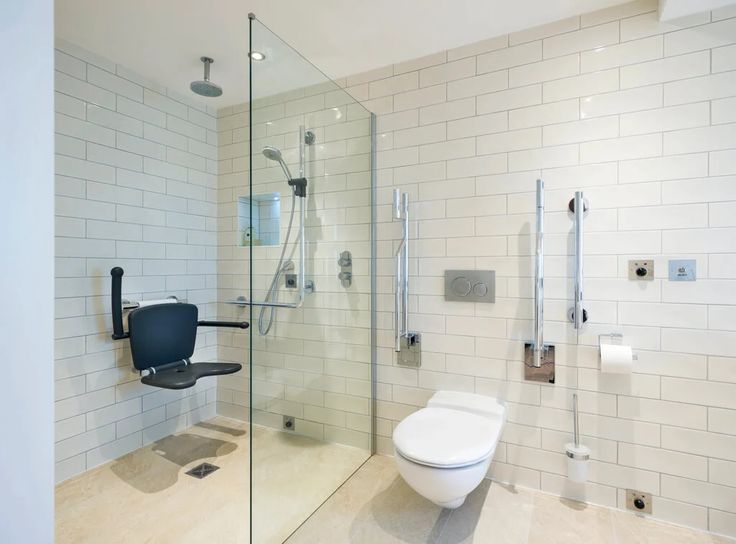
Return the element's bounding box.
[111,267,129,340]
[198,320,249,329]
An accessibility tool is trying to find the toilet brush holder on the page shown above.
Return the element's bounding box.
[566,443,591,483]
[566,393,590,483]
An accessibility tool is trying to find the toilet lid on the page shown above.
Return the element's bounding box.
[393,407,502,468]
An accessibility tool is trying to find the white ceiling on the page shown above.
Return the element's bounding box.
[55,0,634,108]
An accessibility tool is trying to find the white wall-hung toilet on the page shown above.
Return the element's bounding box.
[392,391,506,509]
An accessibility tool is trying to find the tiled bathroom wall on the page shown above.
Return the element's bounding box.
[53,40,223,482]
[339,0,736,537]
[215,84,374,450]
[52,0,736,537]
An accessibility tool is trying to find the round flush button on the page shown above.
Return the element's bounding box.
[473,283,488,297]
[451,277,472,296]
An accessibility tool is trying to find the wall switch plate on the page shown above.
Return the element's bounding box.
[626,489,652,514]
[284,274,297,288]
[669,259,696,281]
[628,260,654,281]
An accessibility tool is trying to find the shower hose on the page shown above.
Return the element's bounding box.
[258,188,298,335]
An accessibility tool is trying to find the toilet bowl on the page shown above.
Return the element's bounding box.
[392,391,506,509]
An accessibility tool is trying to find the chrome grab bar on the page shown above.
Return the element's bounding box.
[225,297,299,309]
[569,191,587,329]
[394,188,409,352]
[533,179,545,368]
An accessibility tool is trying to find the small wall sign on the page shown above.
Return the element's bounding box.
[668,259,696,281]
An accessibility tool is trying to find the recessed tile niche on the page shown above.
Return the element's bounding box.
[237,193,281,246]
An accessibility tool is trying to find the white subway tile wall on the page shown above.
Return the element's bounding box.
[54,39,223,483]
[335,0,731,537]
[54,0,736,537]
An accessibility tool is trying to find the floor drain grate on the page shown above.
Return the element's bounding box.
[185,462,220,479]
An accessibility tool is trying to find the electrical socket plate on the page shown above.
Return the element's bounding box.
[626,489,652,514]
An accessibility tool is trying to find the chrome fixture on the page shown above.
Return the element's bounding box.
[444,270,495,303]
[262,145,293,180]
[525,179,555,383]
[393,188,421,366]
[568,192,588,329]
[572,393,581,448]
[225,126,315,332]
[533,179,545,367]
[190,57,223,97]
[338,250,352,288]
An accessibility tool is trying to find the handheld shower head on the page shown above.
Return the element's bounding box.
[262,146,282,162]
[262,146,293,181]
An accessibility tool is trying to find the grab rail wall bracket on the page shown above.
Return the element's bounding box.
[393,188,421,367]
[525,179,555,383]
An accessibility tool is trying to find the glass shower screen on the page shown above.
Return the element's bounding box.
[245,14,375,543]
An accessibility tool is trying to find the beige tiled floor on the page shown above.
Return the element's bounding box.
[287,455,735,544]
[56,425,734,544]
[55,417,369,544]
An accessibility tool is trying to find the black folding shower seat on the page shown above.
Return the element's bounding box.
[110,267,248,390]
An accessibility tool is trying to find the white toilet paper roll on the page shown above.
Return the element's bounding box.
[137,298,178,308]
[600,343,633,374]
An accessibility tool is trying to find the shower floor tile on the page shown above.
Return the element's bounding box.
[286,455,735,544]
[55,417,368,544]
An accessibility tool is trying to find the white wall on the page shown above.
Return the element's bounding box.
[338,0,736,537]
[53,40,222,482]
[0,0,55,542]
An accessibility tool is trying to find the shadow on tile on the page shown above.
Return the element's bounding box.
[347,475,490,544]
[110,433,238,493]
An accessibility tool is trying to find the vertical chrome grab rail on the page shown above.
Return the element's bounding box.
[533,179,545,367]
[568,191,587,329]
[402,193,409,337]
[573,191,584,329]
[393,188,409,352]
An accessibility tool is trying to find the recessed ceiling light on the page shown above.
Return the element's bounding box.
[249,51,266,61]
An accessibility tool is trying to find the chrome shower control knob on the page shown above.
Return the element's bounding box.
[451,277,472,296]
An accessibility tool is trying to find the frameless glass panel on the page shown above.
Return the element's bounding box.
[244,15,375,544]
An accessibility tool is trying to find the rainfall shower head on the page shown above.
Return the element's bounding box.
[262,146,293,180]
[190,57,223,98]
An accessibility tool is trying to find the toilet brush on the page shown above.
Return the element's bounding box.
[565,393,590,483]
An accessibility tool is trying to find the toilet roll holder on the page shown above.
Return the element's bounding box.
[598,333,638,360]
